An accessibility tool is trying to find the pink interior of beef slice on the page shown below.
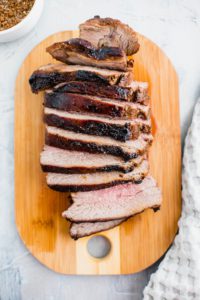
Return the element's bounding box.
[46,159,149,192]
[79,16,140,55]
[29,63,134,93]
[40,145,144,174]
[70,218,127,240]
[46,38,129,71]
[62,176,162,222]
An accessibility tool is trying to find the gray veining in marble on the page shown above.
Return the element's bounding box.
[0,0,200,299]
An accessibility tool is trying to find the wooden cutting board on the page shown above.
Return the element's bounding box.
[15,31,181,275]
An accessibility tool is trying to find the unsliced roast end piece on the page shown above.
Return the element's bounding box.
[79,16,140,55]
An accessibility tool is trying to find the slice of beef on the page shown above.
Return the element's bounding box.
[51,81,148,103]
[45,126,152,161]
[47,38,129,71]
[44,108,151,142]
[40,145,144,174]
[79,16,140,55]
[52,81,133,101]
[62,176,161,222]
[70,218,126,240]
[29,63,133,93]
[44,91,150,120]
[46,160,149,192]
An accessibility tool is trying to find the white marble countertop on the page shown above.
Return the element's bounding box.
[0,0,200,299]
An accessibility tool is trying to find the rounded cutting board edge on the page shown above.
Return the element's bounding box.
[15,31,181,275]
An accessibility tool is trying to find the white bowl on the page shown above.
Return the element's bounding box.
[0,0,44,43]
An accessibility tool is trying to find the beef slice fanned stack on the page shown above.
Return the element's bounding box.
[29,16,162,240]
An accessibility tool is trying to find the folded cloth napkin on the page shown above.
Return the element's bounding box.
[143,98,200,300]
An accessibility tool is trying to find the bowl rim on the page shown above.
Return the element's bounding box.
[0,0,44,36]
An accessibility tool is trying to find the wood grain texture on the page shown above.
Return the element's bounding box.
[15,31,181,275]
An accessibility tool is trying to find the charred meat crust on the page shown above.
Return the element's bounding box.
[140,122,151,134]
[152,206,161,212]
[30,69,115,93]
[45,132,142,161]
[52,81,134,101]
[44,112,139,142]
[29,65,132,93]
[41,162,136,174]
[44,92,149,119]
[47,176,145,193]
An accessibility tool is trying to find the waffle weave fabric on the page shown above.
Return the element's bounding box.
[143,99,200,300]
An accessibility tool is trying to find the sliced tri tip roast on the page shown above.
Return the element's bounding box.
[29,16,161,240]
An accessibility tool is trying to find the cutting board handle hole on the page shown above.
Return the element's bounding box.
[87,235,111,259]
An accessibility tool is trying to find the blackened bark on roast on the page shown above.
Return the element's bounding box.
[44,112,138,142]
[44,92,150,120]
[47,177,144,192]
[45,132,139,161]
[29,69,114,93]
[52,81,134,101]
[41,163,135,174]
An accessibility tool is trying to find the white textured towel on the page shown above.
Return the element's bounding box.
[143,99,200,299]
